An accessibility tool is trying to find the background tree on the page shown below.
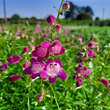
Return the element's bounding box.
[64,1,79,19]
[64,1,94,20]
[11,14,21,21]
[76,12,92,20]
[10,14,21,23]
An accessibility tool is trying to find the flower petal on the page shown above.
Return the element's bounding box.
[58,70,67,80]
[49,77,56,84]
[31,73,39,79]
[24,66,32,74]
[56,59,62,67]
[40,70,48,78]
[7,56,22,64]
[10,75,22,82]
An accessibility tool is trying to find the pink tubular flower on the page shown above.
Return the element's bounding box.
[84,69,91,78]
[76,78,83,87]
[7,56,22,64]
[22,46,29,54]
[88,49,96,57]
[0,64,8,70]
[75,67,84,74]
[23,61,29,68]
[32,41,51,60]
[34,24,41,33]
[50,40,65,55]
[63,2,70,11]
[24,58,45,79]
[47,15,55,25]
[10,75,22,82]
[42,34,48,38]
[54,24,61,32]
[88,41,97,48]
[37,96,43,102]
[40,59,67,84]
[77,51,83,56]
[100,78,109,86]
[73,73,78,80]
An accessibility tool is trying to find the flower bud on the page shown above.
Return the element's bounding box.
[22,46,29,55]
[63,2,70,11]
[76,78,83,87]
[23,61,29,68]
[100,78,109,86]
[47,16,55,25]
[54,24,61,32]
[37,96,43,102]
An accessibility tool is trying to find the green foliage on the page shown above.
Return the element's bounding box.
[0,25,110,109]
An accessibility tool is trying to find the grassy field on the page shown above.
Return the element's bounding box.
[0,24,110,110]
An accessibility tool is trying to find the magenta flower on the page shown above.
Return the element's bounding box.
[88,49,96,57]
[10,75,22,82]
[22,46,29,54]
[24,59,45,79]
[42,34,48,38]
[76,78,83,87]
[73,73,78,80]
[7,56,22,64]
[23,61,29,68]
[77,51,83,56]
[40,59,67,84]
[88,41,97,48]
[47,16,55,25]
[0,64,8,70]
[32,41,51,59]
[54,24,61,32]
[37,96,43,102]
[50,40,65,55]
[16,31,20,36]
[75,67,84,74]
[34,24,41,33]
[100,78,109,86]
[84,69,91,78]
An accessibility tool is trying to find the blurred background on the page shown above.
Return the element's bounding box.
[0,0,110,26]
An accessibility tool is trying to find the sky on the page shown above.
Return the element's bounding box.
[0,0,110,19]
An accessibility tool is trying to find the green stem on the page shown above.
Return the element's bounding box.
[50,84,60,110]
[57,0,65,20]
[28,95,31,110]
[26,76,31,110]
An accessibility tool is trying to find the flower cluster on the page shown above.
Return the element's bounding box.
[24,40,67,83]
[73,34,98,87]
[7,46,29,81]
[47,16,61,33]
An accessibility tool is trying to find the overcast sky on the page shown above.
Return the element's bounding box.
[0,0,109,19]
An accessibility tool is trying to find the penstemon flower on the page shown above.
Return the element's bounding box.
[50,40,65,55]
[0,64,8,70]
[9,75,22,82]
[7,56,22,64]
[24,58,46,79]
[32,41,51,60]
[22,46,29,55]
[88,49,96,57]
[40,59,67,84]
[54,24,61,32]
[100,78,109,86]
